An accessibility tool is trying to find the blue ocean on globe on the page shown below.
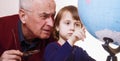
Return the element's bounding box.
[78,0,120,45]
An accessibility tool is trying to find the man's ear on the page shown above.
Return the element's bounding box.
[19,9,26,24]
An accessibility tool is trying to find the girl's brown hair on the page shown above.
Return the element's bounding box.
[53,5,83,40]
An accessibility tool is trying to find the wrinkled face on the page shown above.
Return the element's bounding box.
[21,0,56,39]
[57,11,82,41]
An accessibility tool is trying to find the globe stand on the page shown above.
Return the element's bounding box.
[102,37,120,61]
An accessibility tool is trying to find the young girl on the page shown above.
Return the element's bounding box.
[44,5,96,61]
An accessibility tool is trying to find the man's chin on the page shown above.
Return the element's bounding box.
[39,35,50,39]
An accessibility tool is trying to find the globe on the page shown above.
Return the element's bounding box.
[78,0,120,46]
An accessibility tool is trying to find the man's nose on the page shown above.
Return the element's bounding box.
[46,17,54,27]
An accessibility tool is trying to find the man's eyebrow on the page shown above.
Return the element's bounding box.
[38,12,51,15]
[38,12,47,15]
[37,11,56,17]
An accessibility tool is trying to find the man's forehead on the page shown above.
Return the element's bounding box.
[30,0,56,15]
[34,0,55,4]
[33,0,55,9]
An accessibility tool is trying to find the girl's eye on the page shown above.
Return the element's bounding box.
[66,22,70,25]
[75,23,80,26]
[64,21,70,25]
[75,23,81,27]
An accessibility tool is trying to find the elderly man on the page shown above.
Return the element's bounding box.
[0,0,56,61]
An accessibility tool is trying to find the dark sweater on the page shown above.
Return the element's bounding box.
[44,41,96,61]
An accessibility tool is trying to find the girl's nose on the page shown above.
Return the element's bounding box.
[70,24,75,31]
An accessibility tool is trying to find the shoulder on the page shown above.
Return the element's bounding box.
[46,42,59,47]
[44,42,59,55]
[73,46,88,55]
[73,46,96,61]
[0,14,19,28]
[73,46,84,51]
[0,14,20,44]
[0,14,19,23]
[46,42,59,50]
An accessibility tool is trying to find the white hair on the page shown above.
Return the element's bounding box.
[19,0,33,10]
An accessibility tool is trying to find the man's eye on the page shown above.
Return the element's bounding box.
[52,14,55,18]
[49,13,55,19]
[39,15,48,19]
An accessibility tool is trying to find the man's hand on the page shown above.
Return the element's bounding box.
[0,50,23,61]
